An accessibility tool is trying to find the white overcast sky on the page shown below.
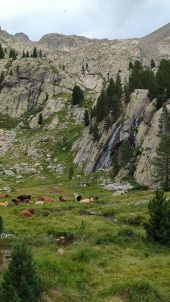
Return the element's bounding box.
[0,0,170,41]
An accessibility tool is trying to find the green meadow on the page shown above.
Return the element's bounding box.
[0,176,170,302]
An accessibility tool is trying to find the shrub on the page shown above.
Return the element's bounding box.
[145,189,170,245]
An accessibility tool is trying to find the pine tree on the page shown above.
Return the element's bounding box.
[32,47,38,58]
[145,189,170,244]
[123,79,130,104]
[155,105,170,191]
[92,123,100,141]
[0,44,5,59]
[26,51,30,58]
[39,49,42,58]
[82,65,85,75]
[72,85,84,105]
[22,51,26,58]
[95,89,106,122]
[115,72,122,99]
[38,113,43,125]
[148,71,158,100]
[151,59,156,69]
[0,71,5,83]
[9,49,17,60]
[129,61,133,70]
[84,109,90,126]
[0,242,43,301]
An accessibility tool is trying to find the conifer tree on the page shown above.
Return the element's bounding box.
[145,189,170,244]
[39,49,42,58]
[148,71,158,100]
[151,59,156,69]
[22,51,26,58]
[155,105,170,191]
[129,61,133,70]
[32,47,38,58]
[115,72,122,99]
[123,79,130,104]
[95,89,106,122]
[84,109,90,126]
[9,49,17,60]
[92,123,100,141]
[0,71,5,83]
[26,51,30,58]
[0,242,43,301]
[38,113,43,125]
[72,85,84,105]
[0,44,5,59]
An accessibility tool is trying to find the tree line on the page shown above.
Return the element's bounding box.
[0,44,44,60]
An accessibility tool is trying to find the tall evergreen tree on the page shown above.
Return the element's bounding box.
[95,89,106,122]
[145,189,170,244]
[123,79,130,104]
[39,49,42,58]
[151,59,156,69]
[148,71,158,100]
[38,113,43,125]
[9,49,17,60]
[72,85,84,105]
[0,44,5,59]
[129,61,134,70]
[32,47,38,58]
[115,72,122,99]
[0,242,43,302]
[84,109,90,126]
[22,51,26,58]
[155,105,170,191]
[26,51,30,58]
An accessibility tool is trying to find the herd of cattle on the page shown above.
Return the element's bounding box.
[0,193,97,217]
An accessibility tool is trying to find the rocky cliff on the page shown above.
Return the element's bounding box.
[0,23,170,187]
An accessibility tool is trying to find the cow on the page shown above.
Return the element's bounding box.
[37,196,54,203]
[0,202,8,206]
[0,194,9,199]
[20,209,35,217]
[79,198,94,204]
[73,193,82,201]
[17,195,31,203]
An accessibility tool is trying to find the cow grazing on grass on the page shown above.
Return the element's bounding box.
[17,195,31,203]
[73,193,82,201]
[0,202,8,206]
[20,209,35,217]
[79,198,94,204]
[59,196,65,202]
[0,194,9,199]
[37,196,54,203]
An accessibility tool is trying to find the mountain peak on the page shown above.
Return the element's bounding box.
[15,32,30,42]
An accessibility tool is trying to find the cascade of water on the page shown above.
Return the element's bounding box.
[95,125,121,171]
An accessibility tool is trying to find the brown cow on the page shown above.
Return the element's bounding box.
[20,209,35,217]
[37,196,54,203]
[0,194,9,199]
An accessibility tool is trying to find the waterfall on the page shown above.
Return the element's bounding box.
[95,125,121,171]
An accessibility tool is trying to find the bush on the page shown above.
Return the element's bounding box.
[145,189,170,245]
[119,279,163,302]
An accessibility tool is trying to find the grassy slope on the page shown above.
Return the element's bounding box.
[0,178,170,302]
[0,97,170,302]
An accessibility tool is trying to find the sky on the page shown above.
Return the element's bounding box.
[0,0,170,41]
